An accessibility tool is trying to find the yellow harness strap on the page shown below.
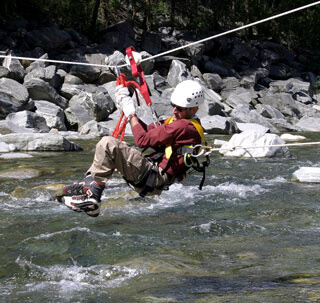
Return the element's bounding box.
[164,116,205,160]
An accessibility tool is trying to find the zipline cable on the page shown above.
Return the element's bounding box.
[1,1,320,68]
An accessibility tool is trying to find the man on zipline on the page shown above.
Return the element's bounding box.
[58,79,206,217]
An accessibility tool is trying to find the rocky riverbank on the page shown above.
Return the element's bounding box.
[1,20,320,152]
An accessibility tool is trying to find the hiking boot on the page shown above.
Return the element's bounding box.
[59,178,105,217]
[56,175,93,203]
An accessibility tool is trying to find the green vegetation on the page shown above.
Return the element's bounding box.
[1,0,320,51]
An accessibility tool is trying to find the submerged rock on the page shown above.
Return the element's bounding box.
[0,152,33,159]
[280,133,306,142]
[292,167,320,183]
[0,168,40,179]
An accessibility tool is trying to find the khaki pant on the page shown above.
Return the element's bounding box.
[87,136,172,196]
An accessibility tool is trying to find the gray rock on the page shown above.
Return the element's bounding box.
[34,100,67,131]
[269,63,292,80]
[64,74,84,85]
[269,78,312,96]
[269,119,302,132]
[145,74,161,97]
[64,105,93,130]
[204,59,235,78]
[60,83,89,99]
[230,104,279,133]
[0,78,29,118]
[255,104,285,119]
[296,102,320,118]
[0,66,9,78]
[296,116,320,131]
[68,88,114,122]
[292,92,313,104]
[24,65,62,89]
[99,111,133,136]
[2,55,25,81]
[69,64,101,83]
[25,26,72,50]
[240,68,269,88]
[167,60,192,87]
[98,70,116,85]
[24,78,68,109]
[203,73,223,91]
[79,120,110,137]
[225,90,257,109]
[258,93,301,118]
[6,110,50,133]
[0,133,82,151]
[25,53,49,73]
[149,93,172,118]
[201,115,239,134]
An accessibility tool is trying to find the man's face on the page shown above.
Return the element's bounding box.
[171,103,197,120]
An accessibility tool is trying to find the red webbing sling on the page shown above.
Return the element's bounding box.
[112,46,154,141]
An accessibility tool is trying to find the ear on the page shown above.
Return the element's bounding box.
[191,106,198,115]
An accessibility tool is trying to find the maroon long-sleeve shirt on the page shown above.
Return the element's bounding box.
[131,118,202,177]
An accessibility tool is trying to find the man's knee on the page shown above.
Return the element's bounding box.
[96,136,119,151]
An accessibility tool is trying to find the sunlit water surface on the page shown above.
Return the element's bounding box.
[1,133,320,303]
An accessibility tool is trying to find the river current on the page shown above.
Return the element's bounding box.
[1,133,320,303]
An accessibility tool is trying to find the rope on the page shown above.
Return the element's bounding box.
[193,141,320,157]
[1,1,320,68]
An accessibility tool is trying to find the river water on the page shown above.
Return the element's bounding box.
[1,133,320,303]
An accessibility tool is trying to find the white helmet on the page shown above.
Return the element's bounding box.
[170,80,204,108]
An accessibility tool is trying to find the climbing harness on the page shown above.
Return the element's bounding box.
[112,47,158,141]
[162,115,210,190]
[124,165,161,198]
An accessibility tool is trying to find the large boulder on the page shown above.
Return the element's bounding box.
[230,104,279,133]
[0,78,30,118]
[219,130,291,158]
[68,88,115,122]
[2,55,25,81]
[0,133,82,151]
[25,26,72,50]
[24,65,62,89]
[5,110,50,133]
[24,78,68,109]
[34,100,67,131]
[167,60,192,87]
[295,117,320,131]
[258,93,301,118]
[201,115,239,134]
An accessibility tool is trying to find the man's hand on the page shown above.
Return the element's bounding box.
[115,85,136,117]
[115,85,129,110]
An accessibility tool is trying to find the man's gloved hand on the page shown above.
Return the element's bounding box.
[121,95,136,117]
[115,85,135,117]
[115,85,130,110]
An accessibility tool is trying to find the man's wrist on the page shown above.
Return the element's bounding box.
[128,112,137,121]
